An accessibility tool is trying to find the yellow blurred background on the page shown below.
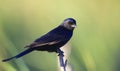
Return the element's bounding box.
[0,0,120,71]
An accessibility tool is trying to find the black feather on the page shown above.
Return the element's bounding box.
[2,48,34,62]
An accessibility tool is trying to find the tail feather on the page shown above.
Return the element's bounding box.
[2,56,16,62]
[2,48,34,62]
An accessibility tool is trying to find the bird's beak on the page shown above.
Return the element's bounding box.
[71,24,76,28]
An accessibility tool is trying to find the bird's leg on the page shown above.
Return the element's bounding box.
[57,49,67,71]
[56,49,64,56]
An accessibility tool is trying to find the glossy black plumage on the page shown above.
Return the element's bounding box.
[2,18,76,62]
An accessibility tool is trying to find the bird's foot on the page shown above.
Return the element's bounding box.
[56,49,64,56]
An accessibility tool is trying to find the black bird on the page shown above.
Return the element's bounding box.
[2,18,76,62]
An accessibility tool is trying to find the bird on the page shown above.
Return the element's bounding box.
[2,18,76,62]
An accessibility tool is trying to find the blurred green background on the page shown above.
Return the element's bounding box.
[0,0,120,71]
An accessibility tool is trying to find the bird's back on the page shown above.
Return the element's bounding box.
[33,26,73,52]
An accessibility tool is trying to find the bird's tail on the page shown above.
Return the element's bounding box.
[2,48,34,62]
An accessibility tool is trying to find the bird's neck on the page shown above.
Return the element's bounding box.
[56,26,73,37]
[58,26,74,31]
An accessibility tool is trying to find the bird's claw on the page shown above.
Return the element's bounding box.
[56,49,64,56]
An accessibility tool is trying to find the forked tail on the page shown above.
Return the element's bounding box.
[2,48,34,62]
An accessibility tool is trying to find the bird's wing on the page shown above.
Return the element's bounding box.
[25,32,67,48]
[29,41,60,47]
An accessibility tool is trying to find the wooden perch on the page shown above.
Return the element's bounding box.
[57,49,67,71]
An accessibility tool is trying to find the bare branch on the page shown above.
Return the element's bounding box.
[57,49,67,71]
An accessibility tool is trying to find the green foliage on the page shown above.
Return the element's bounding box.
[0,0,120,71]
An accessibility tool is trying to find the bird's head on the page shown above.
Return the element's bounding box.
[60,18,76,30]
